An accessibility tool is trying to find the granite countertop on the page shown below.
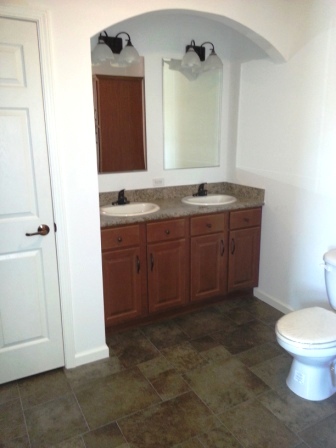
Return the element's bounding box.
[100,182,265,228]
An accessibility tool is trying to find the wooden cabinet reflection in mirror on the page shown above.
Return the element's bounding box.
[93,74,147,173]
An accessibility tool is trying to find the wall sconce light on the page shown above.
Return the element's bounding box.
[91,31,140,66]
[181,40,222,71]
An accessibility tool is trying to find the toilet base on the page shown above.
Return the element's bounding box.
[286,356,336,401]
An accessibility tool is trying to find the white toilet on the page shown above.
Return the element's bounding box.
[275,249,336,401]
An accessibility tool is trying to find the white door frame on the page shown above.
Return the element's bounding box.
[0,5,76,368]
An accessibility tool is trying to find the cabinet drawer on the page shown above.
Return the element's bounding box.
[147,219,187,243]
[101,225,140,251]
[230,208,262,230]
[191,213,227,236]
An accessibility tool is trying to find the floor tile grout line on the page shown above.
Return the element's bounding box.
[17,381,32,448]
[115,420,131,447]
[253,387,314,447]
[68,380,91,444]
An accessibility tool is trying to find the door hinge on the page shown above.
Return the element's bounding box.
[54,223,57,232]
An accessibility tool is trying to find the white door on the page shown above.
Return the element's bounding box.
[0,17,64,383]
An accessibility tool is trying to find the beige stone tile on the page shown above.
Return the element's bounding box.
[18,369,71,410]
[259,384,336,433]
[245,299,284,325]
[215,320,276,354]
[75,368,160,429]
[65,356,123,390]
[184,357,269,413]
[118,391,218,448]
[200,345,232,363]
[173,437,204,447]
[197,425,243,447]
[250,353,292,390]
[106,328,159,368]
[189,335,221,352]
[55,436,87,447]
[0,382,19,406]
[175,308,236,339]
[161,342,206,374]
[235,342,284,367]
[225,306,255,325]
[220,399,300,448]
[0,399,27,444]
[83,422,128,448]
[25,393,88,448]
[142,320,189,349]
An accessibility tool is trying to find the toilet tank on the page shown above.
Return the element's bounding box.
[324,249,336,309]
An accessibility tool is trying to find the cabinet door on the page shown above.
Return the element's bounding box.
[147,239,188,313]
[228,227,261,291]
[102,247,147,326]
[191,233,227,302]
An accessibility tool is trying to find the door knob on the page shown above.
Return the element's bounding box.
[26,224,50,237]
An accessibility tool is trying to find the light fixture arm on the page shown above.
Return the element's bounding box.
[201,41,216,55]
[116,32,131,44]
[185,40,205,61]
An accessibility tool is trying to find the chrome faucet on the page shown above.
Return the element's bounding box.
[193,183,208,197]
[112,189,129,205]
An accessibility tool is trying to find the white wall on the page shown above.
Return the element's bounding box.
[3,0,333,367]
[97,13,251,192]
[237,13,336,312]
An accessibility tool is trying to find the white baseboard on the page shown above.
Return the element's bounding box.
[253,287,293,314]
[72,344,109,368]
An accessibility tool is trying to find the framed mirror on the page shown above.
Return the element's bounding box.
[163,58,222,170]
[92,58,147,173]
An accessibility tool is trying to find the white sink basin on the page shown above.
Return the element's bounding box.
[100,203,160,217]
[182,194,236,206]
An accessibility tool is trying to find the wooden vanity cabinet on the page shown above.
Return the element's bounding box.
[228,208,262,291]
[146,218,189,314]
[190,213,228,302]
[101,206,262,329]
[101,224,147,327]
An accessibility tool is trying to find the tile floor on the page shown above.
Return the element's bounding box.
[2,294,336,447]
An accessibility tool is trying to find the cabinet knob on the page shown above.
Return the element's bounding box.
[165,229,170,235]
[206,223,212,228]
[117,236,122,243]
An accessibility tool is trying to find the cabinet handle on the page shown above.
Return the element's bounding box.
[150,253,154,271]
[220,240,225,256]
[231,238,235,255]
[136,255,140,273]
[165,229,170,235]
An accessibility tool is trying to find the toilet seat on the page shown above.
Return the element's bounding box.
[276,306,336,349]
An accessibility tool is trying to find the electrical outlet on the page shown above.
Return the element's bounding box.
[153,178,164,187]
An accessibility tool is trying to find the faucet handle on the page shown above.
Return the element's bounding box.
[112,189,129,205]
[198,183,208,196]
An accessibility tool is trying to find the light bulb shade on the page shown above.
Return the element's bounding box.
[118,42,140,65]
[91,42,114,66]
[203,51,223,71]
[181,48,201,68]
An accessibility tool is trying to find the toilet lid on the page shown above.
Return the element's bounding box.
[276,307,336,347]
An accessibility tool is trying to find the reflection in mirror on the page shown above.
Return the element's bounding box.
[163,58,222,170]
[92,58,147,173]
